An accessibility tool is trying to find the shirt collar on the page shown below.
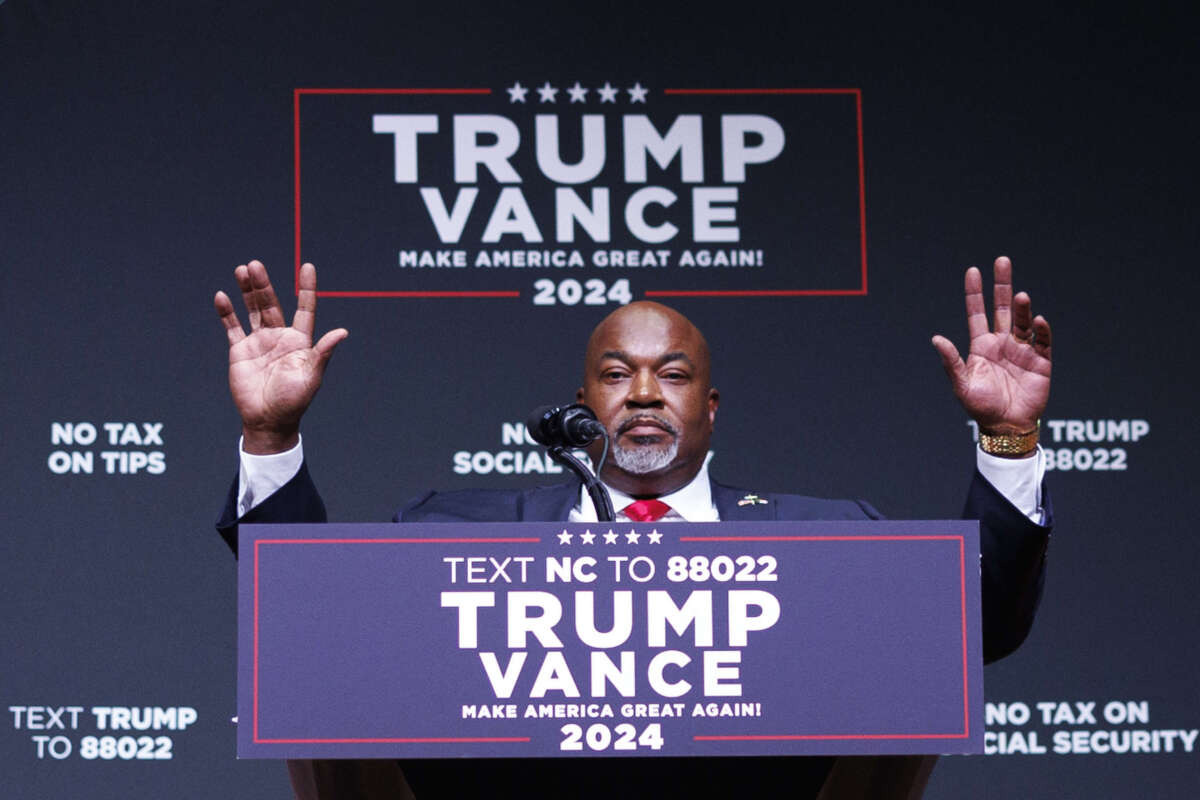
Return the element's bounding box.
[575,459,718,522]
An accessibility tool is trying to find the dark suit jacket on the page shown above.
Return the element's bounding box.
[218,464,1050,799]
[220,465,1049,663]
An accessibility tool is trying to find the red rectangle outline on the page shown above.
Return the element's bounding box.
[251,532,969,747]
[253,536,538,745]
[680,534,969,742]
[293,87,866,299]
[650,88,868,298]
[293,88,519,300]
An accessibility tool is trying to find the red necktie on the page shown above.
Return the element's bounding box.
[623,499,672,522]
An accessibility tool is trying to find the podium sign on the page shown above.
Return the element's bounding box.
[238,521,983,758]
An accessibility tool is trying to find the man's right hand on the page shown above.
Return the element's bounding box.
[214,260,347,454]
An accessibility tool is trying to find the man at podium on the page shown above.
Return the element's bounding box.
[214,257,1052,799]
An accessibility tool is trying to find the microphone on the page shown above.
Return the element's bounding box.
[527,403,616,522]
[526,403,607,448]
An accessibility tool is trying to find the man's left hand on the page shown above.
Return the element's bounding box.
[932,256,1052,434]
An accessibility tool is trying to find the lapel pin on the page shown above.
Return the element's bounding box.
[738,493,768,506]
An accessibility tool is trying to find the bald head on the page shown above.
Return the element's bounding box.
[584,302,713,387]
[577,301,719,497]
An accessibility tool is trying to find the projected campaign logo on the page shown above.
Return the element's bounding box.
[293,83,867,302]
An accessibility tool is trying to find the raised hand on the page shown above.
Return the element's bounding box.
[932,256,1052,436]
[214,260,347,454]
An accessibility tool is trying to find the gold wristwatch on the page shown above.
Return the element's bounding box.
[979,423,1039,458]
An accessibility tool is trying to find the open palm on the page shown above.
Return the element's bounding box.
[932,257,1052,433]
[214,261,347,452]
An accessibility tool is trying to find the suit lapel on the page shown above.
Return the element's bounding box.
[711,481,777,521]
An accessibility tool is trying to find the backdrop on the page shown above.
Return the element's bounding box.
[2,2,1196,797]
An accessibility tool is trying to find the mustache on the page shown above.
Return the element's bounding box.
[615,413,679,437]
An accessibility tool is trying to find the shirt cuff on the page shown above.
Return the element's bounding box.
[237,435,304,517]
[975,444,1045,524]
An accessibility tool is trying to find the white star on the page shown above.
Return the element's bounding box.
[580,530,596,544]
[557,529,573,545]
[566,81,588,103]
[537,81,559,103]
[597,82,618,103]
[506,82,528,103]
[647,529,663,544]
[625,529,641,544]
[627,82,648,103]
[603,529,619,545]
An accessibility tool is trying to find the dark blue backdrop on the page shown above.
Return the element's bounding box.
[2,2,1196,797]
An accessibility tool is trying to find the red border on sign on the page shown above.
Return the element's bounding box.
[253,536,538,745]
[679,534,969,741]
[293,87,867,299]
[252,533,968,745]
[293,87,520,300]
[650,88,868,297]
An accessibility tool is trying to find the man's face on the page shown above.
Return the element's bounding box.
[577,303,719,497]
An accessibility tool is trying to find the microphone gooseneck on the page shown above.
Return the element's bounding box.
[526,403,615,522]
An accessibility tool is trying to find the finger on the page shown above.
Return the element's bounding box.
[931,335,967,392]
[234,264,261,331]
[1011,292,1034,342]
[214,290,246,346]
[992,256,1013,333]
[314,328,348,366]
[963,267,989,341]
[294,262,318,337]
[1032,315,1052,362]
[246,260,287,328]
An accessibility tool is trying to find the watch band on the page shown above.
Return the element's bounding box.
[979,424,1040,458]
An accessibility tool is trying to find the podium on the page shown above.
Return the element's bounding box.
[238,520,983,760]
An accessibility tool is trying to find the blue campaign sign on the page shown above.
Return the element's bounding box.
[238,521,983,759]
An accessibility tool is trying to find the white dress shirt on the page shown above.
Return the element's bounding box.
[237,438,1045,524]
[569,460,721,523]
